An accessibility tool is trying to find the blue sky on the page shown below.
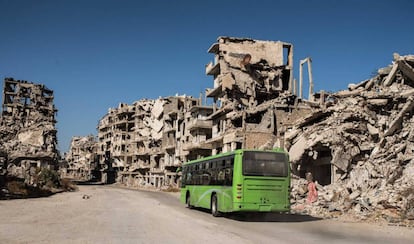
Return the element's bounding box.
[1,0,413,152]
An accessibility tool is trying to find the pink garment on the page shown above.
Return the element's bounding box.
[306,181,318,204]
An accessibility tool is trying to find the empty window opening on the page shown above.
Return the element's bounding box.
[297,148,332,186]
[236,142,242,149]
[283,45,291,66]
[232,117,243,128]
[246,112,264,124]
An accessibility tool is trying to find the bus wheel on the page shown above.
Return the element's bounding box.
[211,194,220,217]
[186,193,193,209]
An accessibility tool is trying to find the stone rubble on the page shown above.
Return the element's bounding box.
[287,54,414,223]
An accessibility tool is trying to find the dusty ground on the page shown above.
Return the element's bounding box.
[0,185,413,244]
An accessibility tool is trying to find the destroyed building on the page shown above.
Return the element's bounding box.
[93,95,211,187]
[287,54,414,222]
[0,78,59,185]
[63,135,97,181]
[96,103,135,184]
[204,37,314,154]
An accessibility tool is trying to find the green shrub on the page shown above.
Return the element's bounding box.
[37,168,61,189]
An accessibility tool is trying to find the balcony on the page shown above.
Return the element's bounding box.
[187,119,212,131]
[183,141,212,151]
[136,150,149,156]
[205,61,220,76]
[163,142,176,151]
[206,85,223,98]
[134,136,148,142]
[138,162,151,169]
[164,159,181,168]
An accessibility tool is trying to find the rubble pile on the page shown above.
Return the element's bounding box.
[287,54,414,222]
[0,78,59,185]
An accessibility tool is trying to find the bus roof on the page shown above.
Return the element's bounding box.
[182,148,287,166]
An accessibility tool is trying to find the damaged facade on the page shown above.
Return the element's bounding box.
[204,37,314,154]
[288,54,414,221]
[92,96,210,187]
[63,135,97,181]
[0,78,59,185]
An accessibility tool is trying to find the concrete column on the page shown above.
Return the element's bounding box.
[293,78,297,96]
[307,58,314,100]
[299,57,313,100]
[231,142,237,151]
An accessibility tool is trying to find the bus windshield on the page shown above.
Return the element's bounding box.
[243,151,288,177]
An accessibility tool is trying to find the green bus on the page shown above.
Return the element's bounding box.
[180,149,290,217]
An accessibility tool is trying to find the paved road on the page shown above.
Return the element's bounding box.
[0,185,413,244]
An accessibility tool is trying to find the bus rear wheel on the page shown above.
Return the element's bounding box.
[186,193,193,209]
[211,194,220,217]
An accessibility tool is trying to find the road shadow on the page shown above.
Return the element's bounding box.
[0,177,60,200]
[72,180,106,186]
[189,207,322,222]
[227,212,322,222]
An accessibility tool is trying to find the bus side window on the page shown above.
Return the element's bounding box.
[187,171,192,185]
[217,160,224,184]
[198,163,203,185]
[224,168,233,186]
[210,161,217,185]
[194,164,200,185]
[225,158,233,167]
[192,165,196,185]
[217,168,225,185]
[181,167,187,187]
[202,172,210,185]
[206,162,212,185]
